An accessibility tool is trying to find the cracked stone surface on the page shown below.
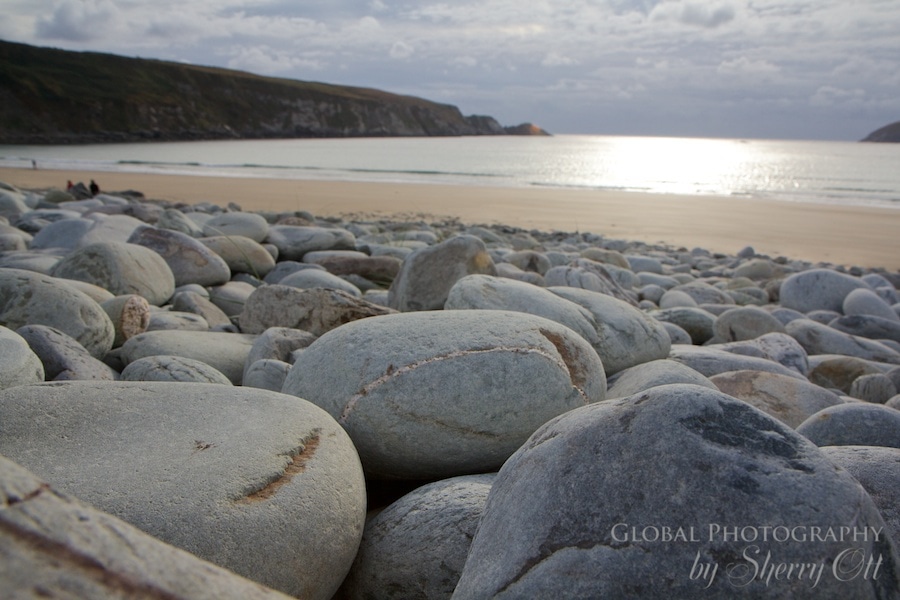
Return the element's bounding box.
[283,310,606,480]
[0,381,365,599]
[0,455,293,599]
[453,384,899,598]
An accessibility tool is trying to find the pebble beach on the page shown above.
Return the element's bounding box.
[2,168,900,598]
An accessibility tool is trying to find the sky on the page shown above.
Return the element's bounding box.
[2,0,899,140]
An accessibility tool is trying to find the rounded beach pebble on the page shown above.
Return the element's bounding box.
[0,268,114,358]
[282,310,607,480]
[796,403,900,448]
[339,474,495,599]
[120,354,233,384]
[453,384,899,598]
[0,381,366,599]
[0,326,44,389]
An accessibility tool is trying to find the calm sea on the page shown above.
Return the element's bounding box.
[1,135,899,208]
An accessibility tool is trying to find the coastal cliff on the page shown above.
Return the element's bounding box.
[861,121,900,143]
[0,40,547,144]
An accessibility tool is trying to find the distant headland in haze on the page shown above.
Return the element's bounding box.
[0,40,549,144]
[861,120,900,143]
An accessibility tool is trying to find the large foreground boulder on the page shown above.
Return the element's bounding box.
[453,384,899,598]
[0,455,292,599]
[282,310,606,480]
[0,382,366,599]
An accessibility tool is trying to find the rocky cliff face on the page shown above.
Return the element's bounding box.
[0,41,546,144]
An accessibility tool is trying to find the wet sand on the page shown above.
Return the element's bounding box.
[3,167,899,269]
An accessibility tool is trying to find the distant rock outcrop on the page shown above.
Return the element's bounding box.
[0,40,548,144]
[861,120,900,142]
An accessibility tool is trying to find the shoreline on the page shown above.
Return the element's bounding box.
[2,166,899,270]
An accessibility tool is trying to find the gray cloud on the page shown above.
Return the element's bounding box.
[5,0,900,139]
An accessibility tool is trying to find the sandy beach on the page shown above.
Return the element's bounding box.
[3,167,899,270]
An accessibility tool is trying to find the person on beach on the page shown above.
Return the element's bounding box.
[90,179,99,196]
[31,159,36,170]
[66,180,73,191]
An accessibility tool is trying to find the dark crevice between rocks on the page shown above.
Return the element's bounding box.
[236,430,321,503]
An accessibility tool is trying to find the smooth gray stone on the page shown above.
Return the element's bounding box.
[200,235,276,277]
[243,327,317,379]
[725,286,769,306]
[339,474,495,600]
[0,188,30,219]
[808,355,892,394]
[661,321,693,345]
[669,345,807,380]
[453,384,898,598]
[849,373,898,404]
[0,268,114,358]
[780,268,871,313]
[28,217,93,250]
[503,250,551,274]
[637,272,680,289]
[732,258,780,280]
[549,286,671,375]
[0,326,44,389]
[797,403,900,448]
[821,446,900,546]
[544,265,609,294]
[830,315,900,345]
[56,277,116,304]
[862,273,896,290]
[445,275,671,375]
[50,241,176,306]
[650,307,717,345]
[711,370,842,428]
[844,288,900,322]
[388,235,497,312]
[639,283,665,304]
[786,319,900,365]
[302,249,368,264]
[606,359,715,398]
[713,305,785,342]
[768,306,809,325]
[265,225,356,261]
[76,214,147,247]
[263,260,326,284]
[121,330,256,384]
[0,232,26,252]
[121,355,233,385]
[128,225,231,287]
[16,324,118,381]
[0,455,294,600]
[0,381,366,599]
[496,262,546,286]
[580,247,630,269]
[670,280,735,305]
[0,250,62,274]
[202,212,270,242]
[244,359,292,392]
[157,207,205,236]
[808,309,843,324]
[172,290,232,329]
[14,208,82,233]
[280,268,362,297]
[626,254,663,274]
[240,285,394,336]
[562,258,639,305]
[147,310,210,332]
[713,332,810,376]
[208,280,257,317]
[282,310,606,480]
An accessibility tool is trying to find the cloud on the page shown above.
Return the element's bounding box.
[650,1,736,28]
[541,52,577,67]
[389,41,414,59]
[809,85,866,108]
[717,56,779,75]
[35,0,121,41]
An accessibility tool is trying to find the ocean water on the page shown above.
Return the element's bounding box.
[1,135,899,208]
